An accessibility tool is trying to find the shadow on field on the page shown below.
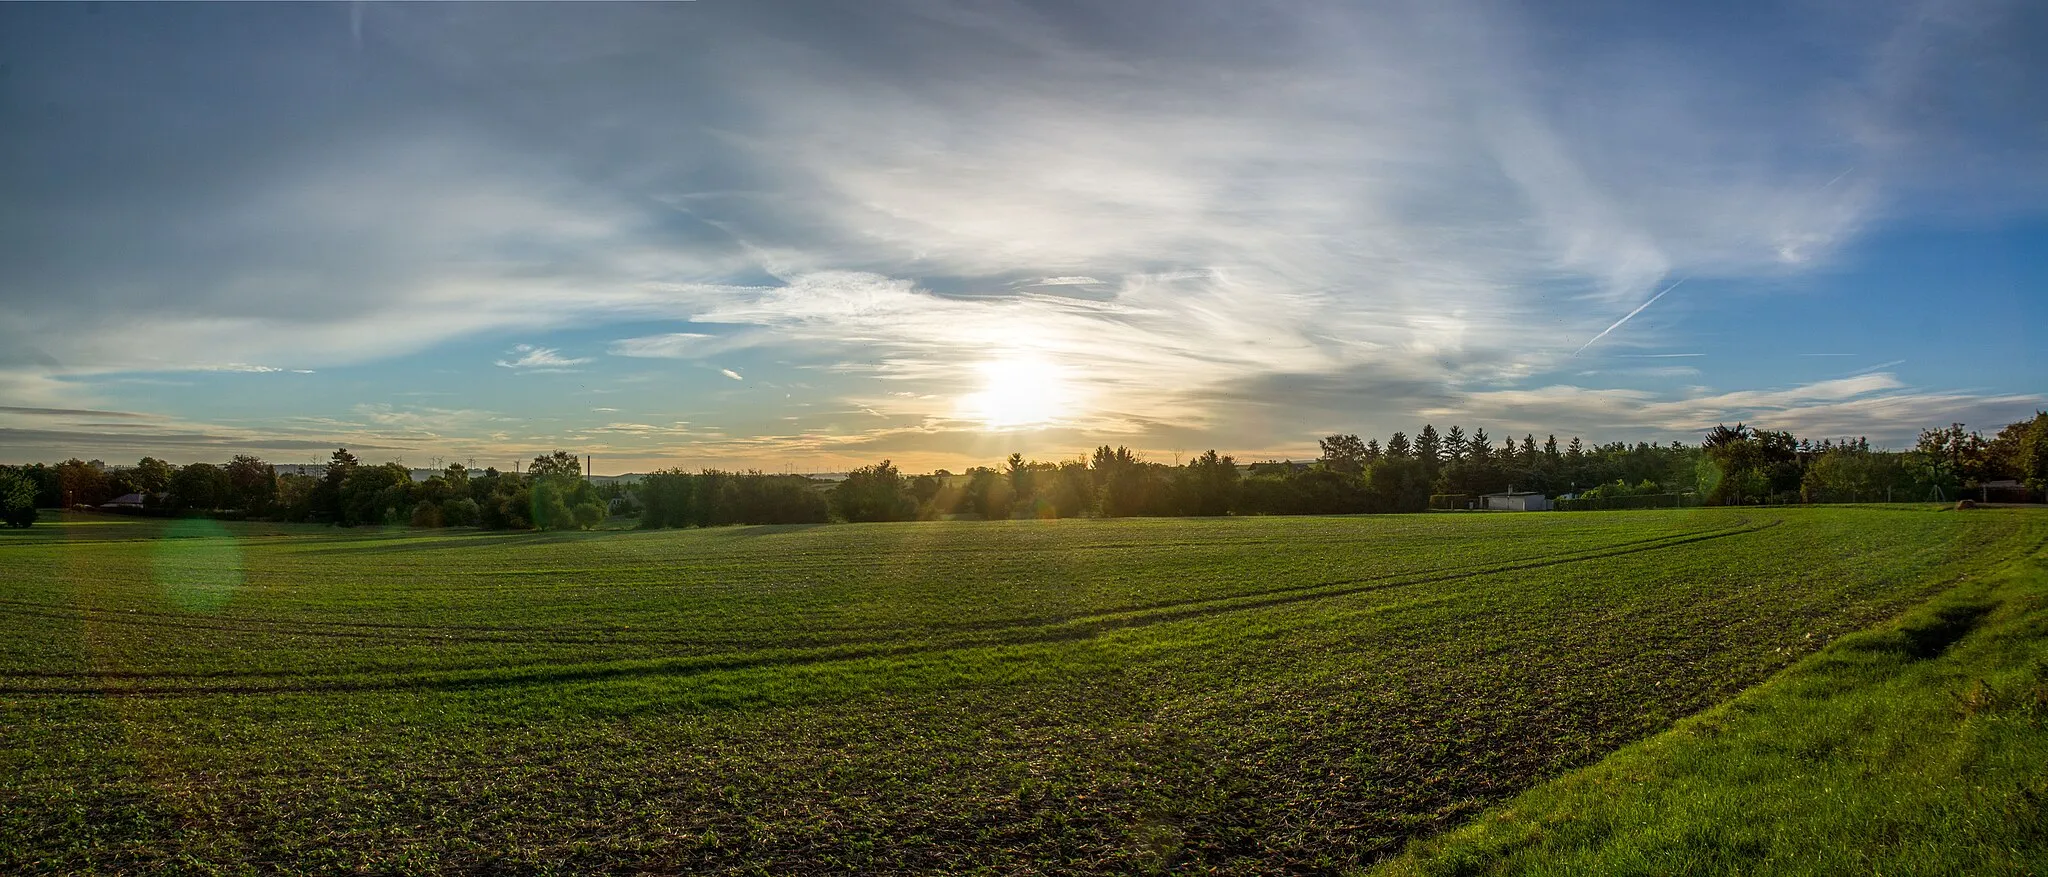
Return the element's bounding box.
[287,531,587,556]
[0,519,1780,698]
[1901,602,1996,658]
[1837,599,2000,660]
[721,523,831,538]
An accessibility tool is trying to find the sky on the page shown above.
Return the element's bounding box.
[1,0,2044,474]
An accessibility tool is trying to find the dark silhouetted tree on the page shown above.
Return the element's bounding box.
[1415,425,1442,473]
[833,460,916,522]
[171,463,231,511]
[129,457,175,494]
[1181,449,1240,516]
[0,467,37,527]
[316,448,359,523]
[54,458,111,507]
[528,450,582,480]
[223,455,277,513]
[1317,434,1369,475]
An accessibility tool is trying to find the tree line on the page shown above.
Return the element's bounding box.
[797,414,2048,523]
[2,412,2043,529]
[0,449,613,530]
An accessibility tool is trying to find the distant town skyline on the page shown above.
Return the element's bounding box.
[2,1,2044,471]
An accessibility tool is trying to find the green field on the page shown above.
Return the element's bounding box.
[3,508,2043,874]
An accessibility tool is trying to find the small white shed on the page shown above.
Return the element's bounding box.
[1481,490,1550,511]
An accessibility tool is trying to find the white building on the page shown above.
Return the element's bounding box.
[1481,489,1551,511]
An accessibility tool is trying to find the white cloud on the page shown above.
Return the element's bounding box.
[194,363,289,373]
[720,368,744,381]
[609,333,713,358]
[494,344,592,371]
[607,330,771,360]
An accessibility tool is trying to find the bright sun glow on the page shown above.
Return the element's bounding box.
[961,355,1076,429]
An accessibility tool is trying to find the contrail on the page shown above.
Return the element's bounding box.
[1573,273,1691,356]
[1568,168,1844,358]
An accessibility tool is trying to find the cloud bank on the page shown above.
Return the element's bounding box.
[0,0,2041,466]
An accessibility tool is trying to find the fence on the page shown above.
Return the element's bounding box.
[1796,488,1952,505]
[1553,493,1702,511]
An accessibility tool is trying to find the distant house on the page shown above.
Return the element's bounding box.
[99,493,149,511]
[1481,490,1551,512]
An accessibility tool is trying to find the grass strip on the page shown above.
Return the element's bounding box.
[1372,547,2048,876]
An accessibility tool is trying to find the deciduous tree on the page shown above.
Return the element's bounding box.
[832,460,916,523]
[0,467,37,527]
[1317,434,1369,475]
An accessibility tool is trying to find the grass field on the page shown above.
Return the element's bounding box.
[3,507,2043,874]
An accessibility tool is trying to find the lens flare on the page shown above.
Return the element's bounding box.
[152,518,244,612]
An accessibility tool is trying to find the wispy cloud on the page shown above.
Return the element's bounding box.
[1458,373,2042,444]
[349,404,496,436]
[195,363,289,373]
[0,406,156,419]
[719,368,744,381]
[494,344,592,371]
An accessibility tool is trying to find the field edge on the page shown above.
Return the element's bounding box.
[1367,540,2048,877]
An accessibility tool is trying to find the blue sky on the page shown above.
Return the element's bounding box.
[1,0,2042,472]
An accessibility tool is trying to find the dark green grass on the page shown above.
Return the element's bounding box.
[2,507,2041,874]
[1372,535,2048,877]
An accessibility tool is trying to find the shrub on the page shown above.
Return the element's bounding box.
[441,498,480,527]
[409,501,444,528]
[0,468,37,528]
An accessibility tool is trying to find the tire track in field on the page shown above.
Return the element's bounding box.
[0,518,1780,697]
[0,520,1756,651]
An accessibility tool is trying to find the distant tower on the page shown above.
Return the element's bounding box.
[585,455,592,484]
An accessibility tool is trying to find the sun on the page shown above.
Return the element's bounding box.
[962,355,1074,429]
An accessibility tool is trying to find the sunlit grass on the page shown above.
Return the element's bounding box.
[1373,547,2048,877]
